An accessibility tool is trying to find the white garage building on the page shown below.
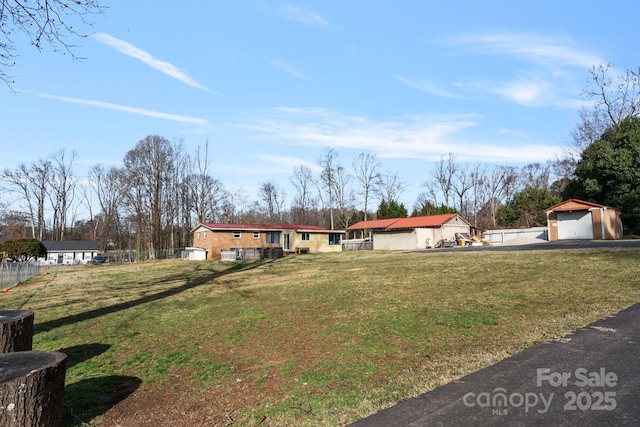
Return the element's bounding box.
[347,214,472,250]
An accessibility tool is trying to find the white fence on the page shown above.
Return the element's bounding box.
[0,261,40,289]
[483,227,548,245]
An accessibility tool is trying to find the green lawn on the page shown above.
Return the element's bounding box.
[3,248,640,426]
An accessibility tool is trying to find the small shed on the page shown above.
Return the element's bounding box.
[183,247,207,261]
[546,199,623,241]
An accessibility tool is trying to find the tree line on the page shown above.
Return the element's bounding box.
[2,63,640,256]
[0,139,564,256]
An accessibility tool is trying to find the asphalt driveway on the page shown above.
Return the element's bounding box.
[350,302,640,426]
[422,238,640,253]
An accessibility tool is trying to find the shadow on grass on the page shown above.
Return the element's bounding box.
[57,343,111,368]
[63,375,141,427]
[35,261,266,335]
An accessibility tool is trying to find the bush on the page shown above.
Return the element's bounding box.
[0,238,47,261]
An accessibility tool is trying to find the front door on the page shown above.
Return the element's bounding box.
[283,233,290,251]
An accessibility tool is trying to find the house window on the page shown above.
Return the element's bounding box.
[301,233,310,241]
[329,233,341,245]
[233,231,241,239]
[253,231,260,239]
[204,231,207,240]
[197,232,201,240]
[266,232,280,244]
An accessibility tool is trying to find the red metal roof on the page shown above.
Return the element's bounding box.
[198,223,334,232]
[347,214,461,231]
[346,219,399,231]
[387,214,458,229]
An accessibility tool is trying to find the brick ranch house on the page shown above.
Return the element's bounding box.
[190,222,345,260]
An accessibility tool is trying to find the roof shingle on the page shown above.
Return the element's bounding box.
[41,240,99,251]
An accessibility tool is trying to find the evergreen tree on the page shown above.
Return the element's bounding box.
[376,200,408,219]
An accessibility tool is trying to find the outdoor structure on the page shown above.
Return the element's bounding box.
[40,240,99,265]
[181,247,207,261]
[347,214,472,250]
[191,223,345,260]
[483,227,549,245]
[546,199,623,241]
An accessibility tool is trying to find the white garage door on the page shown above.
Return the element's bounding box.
[557,211,594,240]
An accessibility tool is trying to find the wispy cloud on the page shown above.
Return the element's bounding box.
[459,73,584,108]
[271,59,308,79]
[91,33,215,93]
[279,4,328,27]
[442,31,599,107]
[244,108,561,163]
[447,32,603,68]
[396,75,464,99]
[493,75,548,106]
[33,92,210,126]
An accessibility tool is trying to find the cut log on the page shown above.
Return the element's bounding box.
[0,351,67,427]
[0,310,34,353]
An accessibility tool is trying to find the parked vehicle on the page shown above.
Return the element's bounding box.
[92,255,105,263]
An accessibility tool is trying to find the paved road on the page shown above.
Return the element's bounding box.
[351,303,640,426]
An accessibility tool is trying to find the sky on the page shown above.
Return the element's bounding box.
[2,0,639,211]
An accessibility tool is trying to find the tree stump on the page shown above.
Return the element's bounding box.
[0,351,67,427]
[0,310,34,353]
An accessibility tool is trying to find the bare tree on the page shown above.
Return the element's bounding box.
[469,163,487,227]
[452,163,473,218]
[352,153,380,221]
[290,165,315,224]
[221,187,249,224]
[333,165,354,228]
[519,162,550,191]
[87,164,124,250]
[550,157,575,195]
[164,139,191,254]
[122,135,176,260]
[189,140,224,224]
[78,178,97,240]
[375,170,407,204]
[1,0,105,85]
[481,165,514,228]
[258,181,286,224]
[567,108,609,161]
[432,153,457,208]
[3,160,51,240]
[318,147,338,229]
[501,166,520,204]
[585,63,640,126]
[48,149,76,240]
[420,180,442,207]
[567,63,640,161]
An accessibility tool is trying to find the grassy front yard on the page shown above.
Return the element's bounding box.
[3,248,640,426]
